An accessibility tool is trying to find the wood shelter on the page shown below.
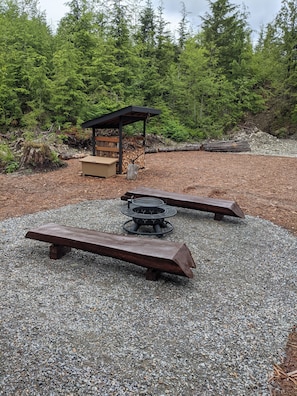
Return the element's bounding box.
[82,105,161,174]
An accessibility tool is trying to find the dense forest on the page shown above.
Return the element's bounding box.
[0,0,297,145]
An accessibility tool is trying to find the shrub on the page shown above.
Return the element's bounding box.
[0,144,19,173]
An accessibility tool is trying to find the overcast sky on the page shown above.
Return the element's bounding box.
[39,0,282,38]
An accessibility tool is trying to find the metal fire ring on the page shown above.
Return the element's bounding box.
[121,196,177,237]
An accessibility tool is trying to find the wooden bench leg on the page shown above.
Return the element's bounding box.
[214,213,224,221]
[50,244,71,259]
[146,268,161,281]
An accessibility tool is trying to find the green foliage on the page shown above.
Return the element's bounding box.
[160,118,191,142]
[148,103,191,141]
[273,127,289,138]
[0,0,296,138]
[251,0,297,132]
[168,36,240,137]
[0,143,19,173]
[201,0,251,80]
[0,1,52,129]
[177,2,190,51]
[22,130,36,141]
[5,161,19,173]
[0,143,14,163]
[58,126,92,147]
[50,150,60,164]
[49,41,89,126]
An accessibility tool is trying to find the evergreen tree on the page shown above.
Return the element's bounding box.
[258,0,297,127]
[135,1,175,106]
[134,0,159,104]
[49,41,87,126]
[177,2,190,52]
[274,0,297,86]
[52,0,104,124]
[0,0,291,138]
[201,0,251,80]
[0,0,52,128]
[169,35,237,136]
[107,0,142,104]
[252,23,284,89]
[200,0,263,123]
[155,4,175,81]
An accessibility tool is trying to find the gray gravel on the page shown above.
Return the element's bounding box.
[237,129,297,157]
[1,198,296,395]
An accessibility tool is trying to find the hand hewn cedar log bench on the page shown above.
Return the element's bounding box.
[121,187,245,221]
[25,223,196,281]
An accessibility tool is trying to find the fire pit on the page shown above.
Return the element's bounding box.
[121,197,177,236]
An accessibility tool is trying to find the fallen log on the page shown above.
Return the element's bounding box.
[58,152,87,160]
[201,140,251,153]
[145,144,201,153]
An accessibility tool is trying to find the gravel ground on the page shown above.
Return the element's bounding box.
[237,129,297,157]
[1,198,296,395]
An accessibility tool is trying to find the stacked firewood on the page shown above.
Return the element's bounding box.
[122,135,145,173]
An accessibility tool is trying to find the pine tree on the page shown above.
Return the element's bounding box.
[201,0,251,80]
[107,0,142,104]
[50,41,87,126]
[260,0,297,127]
[0,0,52,128]
[274,0,297,86]
[177,2,190,52]
[169,35,236,136]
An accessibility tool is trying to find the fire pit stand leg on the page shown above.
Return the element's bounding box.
[130,222,140,233]
[123,219,174,237]
[153,224,161,234]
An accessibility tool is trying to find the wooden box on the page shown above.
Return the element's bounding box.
[80,156,117,178]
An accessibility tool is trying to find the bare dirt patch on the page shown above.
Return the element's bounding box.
[1,150,296,236]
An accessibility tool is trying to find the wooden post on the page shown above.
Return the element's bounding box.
[92,127,96,156]
[119,117,123,174]
[142,118,146,146]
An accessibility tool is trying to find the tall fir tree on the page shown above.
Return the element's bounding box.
[177,2,190,52]
[201,0,251,80]
[0,0,52,128]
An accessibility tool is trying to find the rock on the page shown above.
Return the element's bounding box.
[126,163,139,180]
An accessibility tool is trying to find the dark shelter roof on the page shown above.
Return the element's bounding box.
[81,105,161,129]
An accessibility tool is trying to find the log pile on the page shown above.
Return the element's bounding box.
[201,140,251,152]
[93,130,145,174]
[122,135,145,173]
[146,144,201,153]
[95,135,118,159]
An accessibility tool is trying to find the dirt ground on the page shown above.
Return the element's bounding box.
[1,149,297,394]
[1,150,296,235]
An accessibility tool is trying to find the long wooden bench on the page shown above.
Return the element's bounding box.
[25,223,196,281]
[121,187,245,220]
